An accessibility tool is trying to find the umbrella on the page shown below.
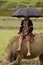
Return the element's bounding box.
[12,7,43,18]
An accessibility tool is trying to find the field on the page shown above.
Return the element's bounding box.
[0,17,43,65]
[0,0,43,17]
[0,0,43,8]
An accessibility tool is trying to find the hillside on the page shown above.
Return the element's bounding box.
[0,0,43,9]
[0,0,43,16]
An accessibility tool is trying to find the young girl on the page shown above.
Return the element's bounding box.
[17,16,33,56]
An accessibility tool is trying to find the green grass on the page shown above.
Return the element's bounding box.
[0,29,18,60]
[0,17,43,28]
[0,9,14,16]
[0,8,43,16]
[33,29,43,34]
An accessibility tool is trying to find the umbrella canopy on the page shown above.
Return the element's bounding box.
[12,7,43,18]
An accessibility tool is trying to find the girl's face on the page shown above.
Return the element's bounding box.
[24,16,28,21]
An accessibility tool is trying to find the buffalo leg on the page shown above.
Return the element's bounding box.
[9,53,23,65]
[39,53,43,65]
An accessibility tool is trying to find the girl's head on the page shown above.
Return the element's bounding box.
[24,16,29,21]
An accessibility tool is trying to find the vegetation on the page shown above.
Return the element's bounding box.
[0,17,43,29]
[0,0,43,16]
[0,0,43,9]
[0,29,18,60]
[0,9,14,16]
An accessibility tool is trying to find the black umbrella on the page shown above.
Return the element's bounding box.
[12,7,43,18]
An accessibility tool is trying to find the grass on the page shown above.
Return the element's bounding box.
[0,9,14,16]
[0,29,19,60]
[0,17,43,28]
[0,8,43,16]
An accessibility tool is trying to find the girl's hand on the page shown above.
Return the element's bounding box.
[18,33,23,37]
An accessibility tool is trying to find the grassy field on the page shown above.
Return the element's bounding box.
[0,17,43,65]
[0,9,14,16]
[0,0,43,16]
[0,8,43,16]
[0,17,43,29]
[0,29,18,60]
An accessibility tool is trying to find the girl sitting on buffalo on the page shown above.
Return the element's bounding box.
[17,16,33,56]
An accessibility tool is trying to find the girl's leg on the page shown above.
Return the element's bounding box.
[17,35,23,52]
[27,41,31,56]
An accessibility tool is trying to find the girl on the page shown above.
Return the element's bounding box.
[17,16,33,56]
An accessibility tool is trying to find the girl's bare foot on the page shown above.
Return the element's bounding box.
[17,48,21,52]
[27,52,31,56]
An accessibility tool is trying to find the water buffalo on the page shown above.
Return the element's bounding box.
[0,33,43,65]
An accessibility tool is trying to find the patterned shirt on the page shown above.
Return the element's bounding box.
[18,19,33,34]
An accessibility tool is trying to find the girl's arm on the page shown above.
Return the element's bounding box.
[18,20,24,34]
